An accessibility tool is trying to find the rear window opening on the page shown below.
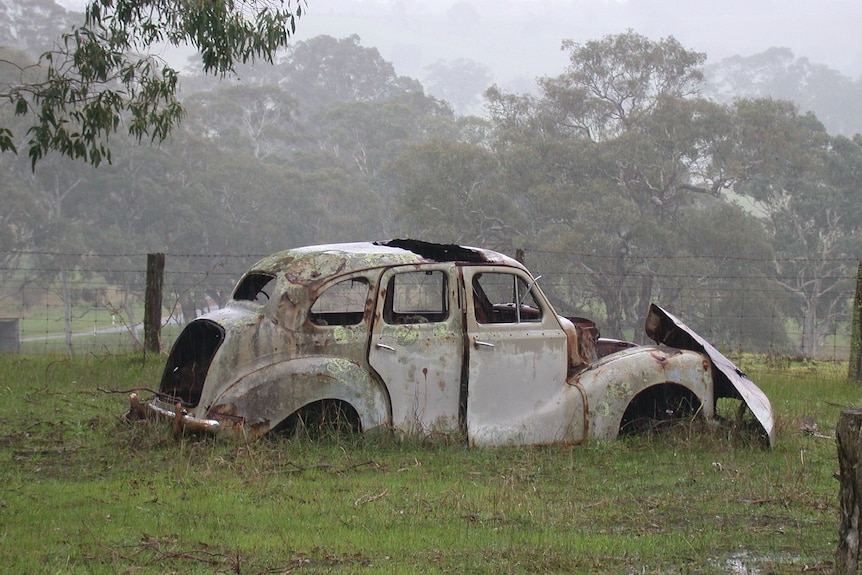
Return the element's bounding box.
[384,270,449,324]
[159,320,224,407]
[233,272,276,303]
[309,277,370,326]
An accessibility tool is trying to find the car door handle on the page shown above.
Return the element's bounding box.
[473,339,495,348]
[376,343,396,351]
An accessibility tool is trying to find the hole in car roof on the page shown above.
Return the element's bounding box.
[379,239,489,263]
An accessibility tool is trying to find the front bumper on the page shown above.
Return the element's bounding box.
[127,393,221,435]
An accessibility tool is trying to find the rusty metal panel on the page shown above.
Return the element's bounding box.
[644,303,775,446]
[576,346,714,441]
[462,266,583,446]
[368,265,463,436]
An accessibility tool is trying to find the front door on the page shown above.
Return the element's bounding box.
[462,266,581,446]
[368,265,463,436]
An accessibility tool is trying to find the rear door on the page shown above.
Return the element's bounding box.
[368,265,464,436]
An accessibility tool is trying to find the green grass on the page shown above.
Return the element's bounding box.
[0,354,854,574]
[16,322,182,355]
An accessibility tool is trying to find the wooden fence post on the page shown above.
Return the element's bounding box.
[144,253,165,354]
[850,262,862,381]
[836,409,862,574]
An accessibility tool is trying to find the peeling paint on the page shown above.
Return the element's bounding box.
[137,240,774,447]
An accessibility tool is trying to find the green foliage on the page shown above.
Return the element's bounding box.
[1,0,306,169]
[730,99,862,355]
[0,354,849,573]
[385,138,516,248]
[2,22,861,358]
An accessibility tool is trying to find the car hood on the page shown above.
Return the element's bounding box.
[644,303,775,446]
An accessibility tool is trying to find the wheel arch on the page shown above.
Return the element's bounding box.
[618,382,703,436]
[207,357,391,439]
[579,347,715,441]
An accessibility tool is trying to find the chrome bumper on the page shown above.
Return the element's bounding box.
[128,393,221,435]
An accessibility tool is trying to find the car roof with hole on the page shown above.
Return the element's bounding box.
[246,239,521,281]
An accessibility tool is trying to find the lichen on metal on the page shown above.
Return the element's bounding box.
[132,240,774,447]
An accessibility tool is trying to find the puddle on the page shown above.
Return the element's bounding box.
[718,551,821,574]
[725,552,761,575]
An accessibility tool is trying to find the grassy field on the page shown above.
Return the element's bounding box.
[0,353,854,574]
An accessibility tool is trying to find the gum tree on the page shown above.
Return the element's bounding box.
[732,99,862,356]
[488,31,721,336]
[0,0,306,169]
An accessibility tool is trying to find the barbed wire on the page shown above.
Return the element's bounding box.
[0,250,858,359]
[4,248,861,265]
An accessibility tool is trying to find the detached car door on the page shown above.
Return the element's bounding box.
[462,266,583,446]
[368,265,464,436]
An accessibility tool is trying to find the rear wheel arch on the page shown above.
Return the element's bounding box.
[211,357,391,438]
[272,398,363,438]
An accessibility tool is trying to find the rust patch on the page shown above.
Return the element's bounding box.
[211,403,238,416]
[649,350,668,366]
[246,419,271,438]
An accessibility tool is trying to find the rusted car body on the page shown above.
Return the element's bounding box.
[133,240,773,446]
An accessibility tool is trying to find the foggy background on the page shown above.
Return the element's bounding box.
[3,0,861,358]
[287,0,862,88]
[53,0,861,86]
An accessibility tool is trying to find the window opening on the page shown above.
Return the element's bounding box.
[233,273,276,304]
[472,272,543,324]
[384,270,449,324]
[309,277,370,326]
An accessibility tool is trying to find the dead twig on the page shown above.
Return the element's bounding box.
[354,488,388,506]
[97,386,161,396]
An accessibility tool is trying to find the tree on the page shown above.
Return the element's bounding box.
[384,138,517,248]
[539,30,705,141]
[0,0,306,169]
[182,85,299,160]
[490,31,720,335]
[275,35,422,115]
[423,58,493,115]
[731,99,862,356]
[704,47,862,137]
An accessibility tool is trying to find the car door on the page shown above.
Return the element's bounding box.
[368,265,464,436]
[461,266,583,446]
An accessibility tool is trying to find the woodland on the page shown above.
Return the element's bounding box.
[2,0,862,357]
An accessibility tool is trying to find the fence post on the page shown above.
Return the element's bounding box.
[144,253,165,354]
[837,409,862,574]
[850,262,862,381]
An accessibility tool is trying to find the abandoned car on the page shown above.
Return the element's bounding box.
[131,239,774,446]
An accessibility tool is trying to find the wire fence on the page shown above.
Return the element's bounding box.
[0,250,857,360]
[0,252,252,356]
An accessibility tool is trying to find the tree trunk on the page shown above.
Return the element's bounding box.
[179,292,198,325]
[801,300,819,358]
[635,273,654,345]
[61,269,74,358]
[850,262,862,382]
[836,409,862,574]
[144,253,165,355]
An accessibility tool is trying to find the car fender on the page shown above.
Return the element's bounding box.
[574,346,714,441]
[204,356,391,439]
[644,303,774,446]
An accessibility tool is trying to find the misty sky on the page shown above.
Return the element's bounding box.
[57,0,862,88]
[286,0,862,86]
